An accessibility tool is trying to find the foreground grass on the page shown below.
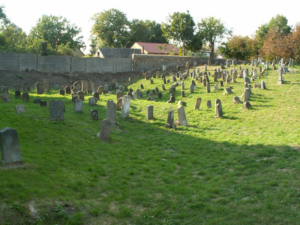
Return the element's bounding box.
[0,64,300,224]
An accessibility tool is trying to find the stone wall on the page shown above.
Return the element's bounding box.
[0,53,132,73]
[132,54,226,72]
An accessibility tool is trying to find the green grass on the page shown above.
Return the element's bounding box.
[0,64,300,224]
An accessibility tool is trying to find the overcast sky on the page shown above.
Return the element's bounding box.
[1,0,299,54]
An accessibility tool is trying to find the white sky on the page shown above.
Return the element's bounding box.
[1,0,300,54]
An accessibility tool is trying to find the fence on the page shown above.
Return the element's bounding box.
[0,53,132,73]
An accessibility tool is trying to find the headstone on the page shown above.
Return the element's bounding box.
[244,88,251,101]
[40,101,47,107]
[36,82,44,94]
[132,91,137,100]
[189,83,194,93]
[167,93,175,103]
[233,96,242,104]
[121,96,131,118]
[177,106,187,126]
[97,86,104,95]
[157,92,162,99]
[91,109,98,120]
[0,127,22,164]
[15,105,26,113]
[99,119,112,141]
[15,90,21,99]
[225,87,233,94]
[207,100,212,108]
[206,83,210,93]
[49,100,64,120]
[116,98,122,111]
[89,97,97,106]
[104,84,109,93]
[77,91,84,101]
[194,97,201,110]
[214,84,218,91]
[146,105,154,120]
[23,83,29,92]
[65,86,71,94]
[22,93,30,102]
[15,85,20,91]
[106,100,116,124]
[59,90,65,95]
[243,101,251,109]
[181,91,185,97]
[219,81,224,87]
[162,84,166,91]
[74,99,83,112]
[215,99,223,117]
[261,81,267,90]
[165,109,175,129]
[43,82,50,92]
[93,92,100,101]
[33,99,41,104]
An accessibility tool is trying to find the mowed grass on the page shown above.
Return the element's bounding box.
[0,63,300,225]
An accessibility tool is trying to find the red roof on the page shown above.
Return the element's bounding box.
[135,42,180,55]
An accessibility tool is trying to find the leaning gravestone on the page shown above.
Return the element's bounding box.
[106,100,116,125]
[194,98,202,110]
[146,105,154,120]
[233,96,242,104]
[99,119,112,142]
[15,105,26,113]
[177,106,188,126]
[121,96,131,118]
[0,127,22,164]
[49,100,64,120]
[74,99,83,113]
[22,93,30,102]
[165,109,175,129]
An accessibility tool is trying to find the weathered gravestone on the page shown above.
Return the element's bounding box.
[0,127,22,164]
[106,100,116,125]
[89,97,97,106]
[22,93,30,102]
[91,109,98,120]
[40,101,47,107]
[15,90,21,99]
[93,92,100,101]
[244,88,251,101]
[167,93,175,103]
[23,83,29,92]
[49,100,64,120]
[233,96,242,104]
[243,101,251,109]
[36,82,44,94]
[59,90,65,95]
[157,92,162,99]
[43,82,50,92]
[121,96,131,118]
[15,105,26,113]
[165,109,175,129]
[74,99,83,112]
[97,86,104,95]
[261,81,267,90]
[215,99,223,118]
[206,83,210,93]
[207,100,212,108]
[194,97,202,110]
[146,105,154,120]
[15,85,20,91]
[65,86,71,94]
[99,119,112,141]
[116,98,122,111]
[177,106,188,126]
[77,91,84,101]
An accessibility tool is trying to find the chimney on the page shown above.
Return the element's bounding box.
[141,46,144,54]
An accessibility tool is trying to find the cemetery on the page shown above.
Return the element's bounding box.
[0,60,300,224]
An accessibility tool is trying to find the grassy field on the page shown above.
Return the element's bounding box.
[0,63,300,225]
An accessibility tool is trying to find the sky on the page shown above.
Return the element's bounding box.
[1,0,299,54]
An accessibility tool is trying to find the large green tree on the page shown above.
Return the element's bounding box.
[162,11,202,53]
[91,9,130,48]
[129,19,166,45]
[198,17,230,60]
[28,15,85,51]
[268,14,291,35]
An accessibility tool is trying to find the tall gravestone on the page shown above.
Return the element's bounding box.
[177,106,188,126]
[36,82,44,94]
[165,109,175,129]
[106,100,116,125]
[215,99,223,117]
[194,98,202,110]
[146,105,154,120]
[99,119,112,141]
[49,100,64,120]
[0,127,22,164]
[121,96,131,118]
[74,99,83,113]
[22,93,30,102]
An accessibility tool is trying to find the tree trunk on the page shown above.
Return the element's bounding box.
[210,43,214,61]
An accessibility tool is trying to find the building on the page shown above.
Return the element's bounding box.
[131,42,180,55]
[95,48,141,58]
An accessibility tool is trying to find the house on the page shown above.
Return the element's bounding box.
[74,48,85,58]
[95,48,142,58]
[131,42,180,55]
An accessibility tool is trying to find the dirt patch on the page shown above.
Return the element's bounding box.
[0,70,141,89]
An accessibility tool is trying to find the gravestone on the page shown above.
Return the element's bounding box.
[219,81,224,87]
[91,109,98,120]
[36,82,44,94]
[99,119,112,142]
[189,83,194,93]
[132,91,137,100]
[162,84,166,91]
[140,84,144,89]
[15,90,21,99]
[225,87,233,94]
[194,98,201,110]
[106,100,116,125]
[40,101,47,107]
[181,91,185,97]
[177,106,188,126]
[215,99,223,117]
[214,84,218,91]
[23,83,29,92]
[206,83,210,93]
[74,99,83,112]
[146,105,154,120]
[243,101,251,109]
[33,99,41,104]
[97,86,104,95]
[49,100,64,120]
[15,85,20,91]
[89,97,97,106]
[116,91,123,101]
[165,109,175,129]
[116,98,122,111]
[77,91,84,101]
[244,88,251,101]
[89,81,95,93]
[15,105,26,113]
[167,93,175,103]
[65,86,71,94]
[82,80,89,93]
[43,82,50,92]
[261,81,267,90]
[0,127,22,164]
[93,92,100,101]
[121,96,131,118]
[22,93,30,102]
[59,90,65,95]
[104,84,109,93]
[207,100,212,108]
[158,92,162,99]
[233,96,242,104]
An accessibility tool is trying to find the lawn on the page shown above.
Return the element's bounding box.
[0,63,300,225]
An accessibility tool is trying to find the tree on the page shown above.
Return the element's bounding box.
[91,9,130,48]
[0,6,10,26]
[162,11,202,53]
[198,17,231,60]
[255,24,269,50]
[28,15,85,51]
[268,15,292,36]
[291,24,300,61]
[218,36,257,60]
[129,19,166,45]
